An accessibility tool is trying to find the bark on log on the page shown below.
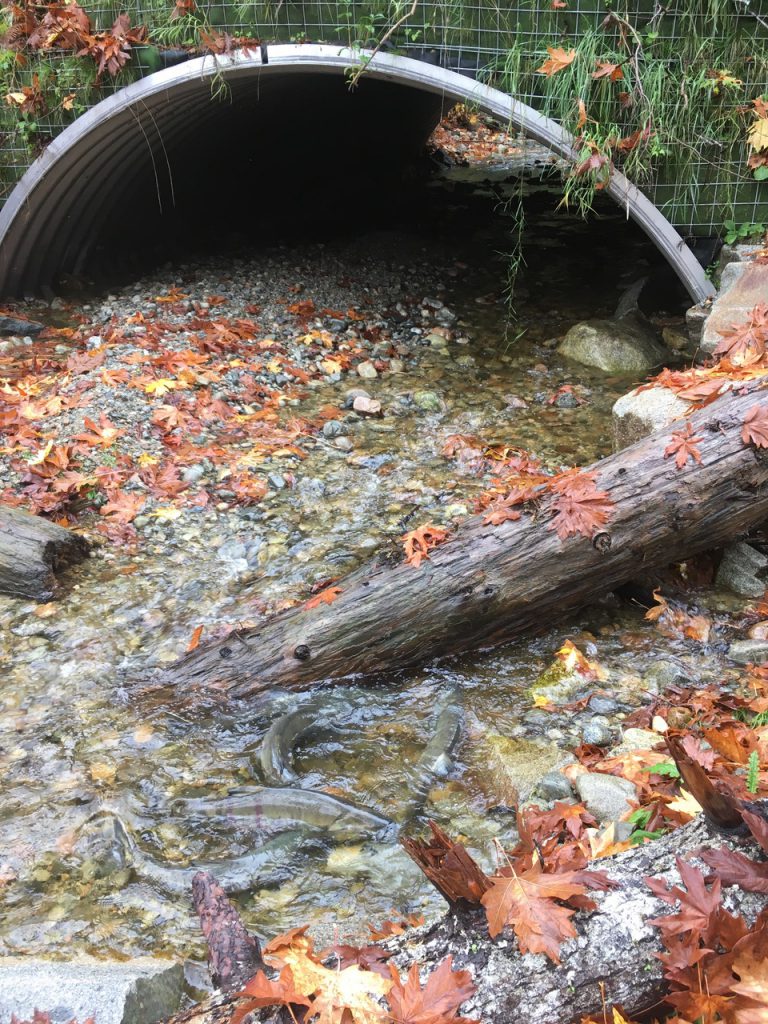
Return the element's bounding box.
[0,505,90,600]
[161,815,768,1024]
[192,871,266,992]
[159,384,768,698]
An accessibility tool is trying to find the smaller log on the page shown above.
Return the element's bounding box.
[0,505,89,600]
[192,871,266,992]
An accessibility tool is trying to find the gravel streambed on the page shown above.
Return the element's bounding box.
[0,215,753,966]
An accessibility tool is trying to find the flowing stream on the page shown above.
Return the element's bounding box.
[0,172,741,974]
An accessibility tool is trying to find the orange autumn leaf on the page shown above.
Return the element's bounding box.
[481,860,613,961]
[664,422,704,470]
[743,404,768,449]
[232,967,311,1024]
[536,46,577,76]
[387,957,478,1024]
[74,413,124,448]
[305,586,343,610]
[547,469,613,540]
[402,524,450,568]
[186,624,203,652]
[592,60,624,80]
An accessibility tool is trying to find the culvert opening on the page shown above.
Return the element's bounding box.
[72,96,699,325]
[0,49,714,304]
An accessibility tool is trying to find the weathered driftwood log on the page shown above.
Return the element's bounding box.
[192,871,266,992]
[163,815,767,1024]
[0,505,89,600]
[161,385,768,698]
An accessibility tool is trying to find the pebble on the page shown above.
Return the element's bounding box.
[352,396,382,416]
[356,361,378,379]
[535,770,574,801]
[412,390,442,412]
[587,695,618,714]
[575,772,637,823]
[322,420,348,438]
[581,719,612,746]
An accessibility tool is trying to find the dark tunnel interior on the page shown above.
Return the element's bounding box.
[0,65,707,314]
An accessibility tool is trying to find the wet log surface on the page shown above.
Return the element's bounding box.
[159,384,768,698]
[0,505,89,600]
[192,872,266,992]
[163,815,768,1024]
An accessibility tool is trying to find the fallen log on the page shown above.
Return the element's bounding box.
[160,384,768,698]
[162,814,768,1024]
[0,504,90,600]
[192,872,266,992]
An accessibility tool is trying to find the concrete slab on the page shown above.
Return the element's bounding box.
[701,263,768,354]
[0,956,184,1024]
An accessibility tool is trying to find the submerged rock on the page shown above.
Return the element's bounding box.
[728,639,768,665]
[559,316,666,374]
[0,315,44,336]
[0,955,184,1024]
[412,390,443,412]
[643,658,691,695]
[467,731,574,805]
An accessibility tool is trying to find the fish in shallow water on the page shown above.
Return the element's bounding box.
[398,688,464,824]
[257,688,368,784]
[73,811,307,896]
[174,785,394,840]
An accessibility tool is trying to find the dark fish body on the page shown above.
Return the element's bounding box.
[175,785,393,837]
[258,691,362,784]
[74,811,303,896]
[399,690,464,823]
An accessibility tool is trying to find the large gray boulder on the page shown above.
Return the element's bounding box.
[0,956,184,1024]
[701,261,768,355]
[559,316,666,374]
[716,542,768,598]
[612,385,690,450]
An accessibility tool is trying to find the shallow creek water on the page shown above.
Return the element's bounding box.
[0,192,742,971]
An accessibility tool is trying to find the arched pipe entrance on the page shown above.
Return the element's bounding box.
[0,45,715,302]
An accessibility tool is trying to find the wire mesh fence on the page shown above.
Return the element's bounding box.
[1,0,767,234]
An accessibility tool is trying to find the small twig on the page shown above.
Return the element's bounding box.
[347,0,419,89]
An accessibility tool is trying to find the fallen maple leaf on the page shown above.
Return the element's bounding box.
[186,625,203,653]
[265,926,391,1024]
[664,423,704,470]
[232,966,311,1024]
[546,469,613,540]
[387,957,478,1024]
[647,858,722,942]
[74,413,124,448]
[743,404,768,448]
[305,586,343,610]
[536,46,577,76]
[99,491,145,523]
[402,524,450,568]
[481,860,613,961]
[592,60,624,80]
